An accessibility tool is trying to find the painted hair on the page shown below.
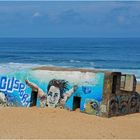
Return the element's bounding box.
[47,79,68,98]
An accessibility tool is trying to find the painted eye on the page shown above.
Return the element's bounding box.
[91,102,98,110]
[48,92,52,96]
[54,93,58,97]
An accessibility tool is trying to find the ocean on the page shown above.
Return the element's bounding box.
[0,38,140,81]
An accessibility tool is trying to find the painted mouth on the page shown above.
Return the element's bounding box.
[49,101,55,105]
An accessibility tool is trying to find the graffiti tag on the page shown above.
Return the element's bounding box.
[0,76,30,106]
[82,86,92,94]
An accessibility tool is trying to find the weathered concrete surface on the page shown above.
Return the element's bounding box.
[136,83,140,93]
[0,107,140,139]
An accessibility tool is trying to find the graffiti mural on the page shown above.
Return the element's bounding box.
[84,99,100,115]
[0,69,105,110]
[109,96,119,116]
[128,93,140,113]
[0,68,139,117]
[26,70,105,113]
[109,93,140,116]
[0,70,32,107]
[25,79,77,108]
[0,92,8,107]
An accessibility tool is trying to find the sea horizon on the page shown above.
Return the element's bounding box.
[0,37,140,81]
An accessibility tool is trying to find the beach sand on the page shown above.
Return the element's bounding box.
[0,85,139,139]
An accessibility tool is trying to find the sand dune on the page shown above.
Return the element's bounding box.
[0,85,139,139]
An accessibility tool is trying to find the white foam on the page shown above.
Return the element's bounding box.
[0,62,41,74]
[0,63,140,82]
[70,60,80,63]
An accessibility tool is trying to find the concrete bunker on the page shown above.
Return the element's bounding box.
[0,66,139,117]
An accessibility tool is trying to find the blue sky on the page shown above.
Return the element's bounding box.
[0,1,140,38]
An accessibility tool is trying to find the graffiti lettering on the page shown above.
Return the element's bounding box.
[0,76,25,93]
[0,76,30,107]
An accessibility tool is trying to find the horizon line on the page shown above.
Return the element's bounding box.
[0,37,140,39]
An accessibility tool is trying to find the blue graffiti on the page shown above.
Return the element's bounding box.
[0,76,25,93]
[82,86,92,94]
[0,76,30,106]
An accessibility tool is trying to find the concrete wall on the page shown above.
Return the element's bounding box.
[0,69,105,116]
[0,68,139,118]
[28,70,105,116]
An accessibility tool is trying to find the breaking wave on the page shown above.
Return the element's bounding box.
[0,62,140,82]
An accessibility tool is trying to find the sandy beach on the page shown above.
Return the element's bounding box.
[0,85,139,139]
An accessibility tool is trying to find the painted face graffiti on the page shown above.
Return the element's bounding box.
[47,86,61,107]
[26,79,77,108]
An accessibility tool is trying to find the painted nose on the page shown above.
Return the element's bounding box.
[50,97,55,102]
